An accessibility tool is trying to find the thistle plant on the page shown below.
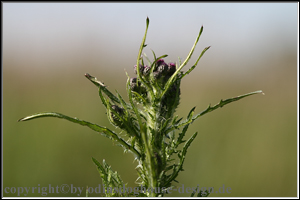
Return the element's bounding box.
[18,18,263,197]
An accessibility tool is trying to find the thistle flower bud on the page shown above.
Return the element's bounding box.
[111,105,124,114]
[143,65,151,76]
[156,59,168,75]
[152,59,168,81]
[130,77,137,84]
[161,81,181,116]
[134,64,144,75]
[168,63,176,76]
[156,59,165,66]
[130,77,147,95]
[130,77,138,91]
[109,105,125,127]
[153,71,161,80]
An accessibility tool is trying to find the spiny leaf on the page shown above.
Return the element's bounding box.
[182,132,198,159]
[92,157,108,186]
[92,157,104,172]
[197,189,210,197]
[86,186,89,197]
[163,132,198,187]
[131,90,148,105]
[115,90,132,111]
[174,90,264,130]
[190,186,210,197]
[162,26,204,99]
[98,88,108,107]
[181,46,211,79]
[18,112,141,159]
[151,49,156,61]
[192,90,264,122]
[190,188,196,197]
[176,124,190,147]
[174,117,183,125]
[92,157,106,178]
[178,57,182,66]
[92,158,128,197]
[177,26,204,73]
[103,160,125,189]
[187,106,196,120]
[165,107,194,137]
[85,73,120,104]
[136,17,153,97]
[143,53,152,66]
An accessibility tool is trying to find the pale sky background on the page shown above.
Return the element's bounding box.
[3,3,298,78]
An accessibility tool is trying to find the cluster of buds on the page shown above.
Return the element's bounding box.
[131,59,178,90]
[130,59,181,115]
[153,59,176,80]
[133,59,176,81]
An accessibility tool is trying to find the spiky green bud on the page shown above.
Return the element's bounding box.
[109,105,125,128]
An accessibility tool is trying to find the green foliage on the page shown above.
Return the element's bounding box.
[190,186,211,197]
[91,157,130,197]
[18,17,263,197]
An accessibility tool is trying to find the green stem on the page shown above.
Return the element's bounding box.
[144,142,158,197]
[145,102,163,196]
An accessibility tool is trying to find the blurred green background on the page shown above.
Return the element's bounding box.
[3,3,297,197]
